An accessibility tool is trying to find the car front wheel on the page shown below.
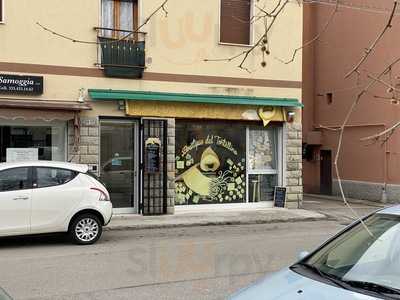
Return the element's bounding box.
[69,214,103,245]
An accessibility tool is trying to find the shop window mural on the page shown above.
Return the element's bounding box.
[175,122,246,205]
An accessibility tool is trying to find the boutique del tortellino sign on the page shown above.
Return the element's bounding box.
[0,74,44,94]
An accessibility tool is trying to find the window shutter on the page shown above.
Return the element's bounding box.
[220,0,251,45]
[0,0,3,23]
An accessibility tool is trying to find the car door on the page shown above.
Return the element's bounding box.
[0,167,32,236]
[30,167,84,233]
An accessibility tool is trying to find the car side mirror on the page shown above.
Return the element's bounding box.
[298,251,310,260]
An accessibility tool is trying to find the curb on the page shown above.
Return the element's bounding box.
[304,193,385,207]
[104,215,329,231]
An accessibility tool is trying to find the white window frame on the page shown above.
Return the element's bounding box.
[218,0,255,47]
[245,125,283,203]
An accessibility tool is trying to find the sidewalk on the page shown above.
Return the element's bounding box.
[105,207,327,231]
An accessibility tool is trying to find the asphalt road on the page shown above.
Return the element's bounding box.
[0,221,345,300]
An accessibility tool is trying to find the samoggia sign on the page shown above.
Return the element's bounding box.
[0,74,44,94]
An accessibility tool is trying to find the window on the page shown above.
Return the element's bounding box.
[103,158,133,172]
[175,121,247,205]
[326,93,333,105]
[35,168,77,188]
[247,126,280,202]
[101,0,138,38]
[0,168,31,192]
[0,122,67,163]
[0,0,3,23]
[220,0,252,45]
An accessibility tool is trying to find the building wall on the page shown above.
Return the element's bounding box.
[302,0,400,201]
[0,0,303,210]
[0,0,302,81]
[0,0,302,113]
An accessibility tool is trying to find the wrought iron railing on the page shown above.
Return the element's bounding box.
[94,27,146,79]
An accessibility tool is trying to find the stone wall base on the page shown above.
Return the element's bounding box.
[332,179,400,203]
[285,122,303,208]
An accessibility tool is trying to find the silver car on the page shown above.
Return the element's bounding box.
[0,287,12,300]
[232,205,400,299]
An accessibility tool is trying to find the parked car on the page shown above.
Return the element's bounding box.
[0,287,12,300]
[0,161,112,245]
[231,205,400,299]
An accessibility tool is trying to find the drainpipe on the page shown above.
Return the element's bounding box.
[382,125,388,204]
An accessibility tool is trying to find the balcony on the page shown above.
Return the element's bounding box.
[95,27,146,79]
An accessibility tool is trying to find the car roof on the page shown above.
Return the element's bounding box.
[376,205,400,216]
[0,161,89,173]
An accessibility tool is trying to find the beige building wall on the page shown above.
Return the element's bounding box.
[0,0,302,103]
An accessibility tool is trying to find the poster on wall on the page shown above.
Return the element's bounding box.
[175,122,246,205]
[6,148,39,162]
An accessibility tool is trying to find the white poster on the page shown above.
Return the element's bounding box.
[6,148,39,163]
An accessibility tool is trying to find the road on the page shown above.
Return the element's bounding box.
[0,221,345,300]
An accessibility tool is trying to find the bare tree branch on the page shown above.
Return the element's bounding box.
[344,0,398,78]
[367,73,400,93]
[361,120,400,142]
[333,56,400,235]
[278,0,339,64]
[36,0,169,45]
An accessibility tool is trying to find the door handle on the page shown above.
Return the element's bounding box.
[13,196,29,201]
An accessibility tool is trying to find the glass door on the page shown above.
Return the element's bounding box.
[100,119,138,214]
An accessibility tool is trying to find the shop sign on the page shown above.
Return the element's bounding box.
[6,148,39,163]
[0,74,44,94]
[145,137,161,173]
[274,186,287,208]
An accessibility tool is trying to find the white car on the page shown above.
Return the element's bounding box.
[0,161,113,245]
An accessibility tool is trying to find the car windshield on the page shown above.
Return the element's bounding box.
[301,213,400,291]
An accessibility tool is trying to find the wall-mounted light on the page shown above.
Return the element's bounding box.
[287,111,295,123]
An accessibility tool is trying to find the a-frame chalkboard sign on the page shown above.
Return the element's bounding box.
[274,186,287,208]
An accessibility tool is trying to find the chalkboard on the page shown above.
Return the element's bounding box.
[274,187,287,208]
[146,143,160,173]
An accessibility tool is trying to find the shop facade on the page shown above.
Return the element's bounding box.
[81,90,304,214]
[0,85,302,215]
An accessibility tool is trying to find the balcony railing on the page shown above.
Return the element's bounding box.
[95,27,146,79]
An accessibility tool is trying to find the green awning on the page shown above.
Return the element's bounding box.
[88,89,303,107]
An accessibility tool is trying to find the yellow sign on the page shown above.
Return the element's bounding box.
[126,100,287,124]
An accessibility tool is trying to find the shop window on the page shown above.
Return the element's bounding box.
[220,0,252,45]
[0,168,31,192]
[0,122,66,163]
[35,168,77,188]
[101,0,138,38]
[175,121,282,205]
[248,127,278,171]
[175,121,247,205]
[247,126,279,202]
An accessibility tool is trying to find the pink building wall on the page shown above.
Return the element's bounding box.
[303,1,400,201]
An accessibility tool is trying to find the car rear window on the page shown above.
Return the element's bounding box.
[36,167,78,188]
